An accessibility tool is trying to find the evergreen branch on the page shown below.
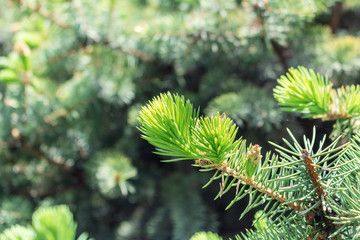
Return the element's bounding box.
[26,182,84,199]
[236,212,312,240]
[247,0,327,17]
[138,92,199,161]
[46,38,157,65]
[8,128,71,172]
[20,141,71,171]
[46,41,85,64]
[139,93,359,238]
[71,1,100,42]
[43,95,97,123]
[274,66,360,121]
[183,31,202,58]
[117,46,156,64]
[274,66,332,118]
[139,93,307,214]
[11,0,70,29]
[192,114,239,164]
[330,85,360,119]
[210,161,304,212]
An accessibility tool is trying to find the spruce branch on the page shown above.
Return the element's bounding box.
[183,31,202,58]
[20,141,71,171]
[138,92,360,239]
[43,95,97,124]
[273,66,332,118]
[274,66,360,121]
[207,160,304,212]
[139,94,302,214]
[7,130,71,171]
[23,182,84,199]
[46,38,157,66]
[116,45,156,64]
[71,0,100,42]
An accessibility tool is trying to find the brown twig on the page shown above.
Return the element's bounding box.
[301,149,326,200]
[119,47,156,63]
[251,2,291,73]
[20,142,71,171]
[301,149,343,240]
[324,105,349,120]
[43,96,97,123]
[183,31,202,58]
[47,39,157,65]
[197,151,344,239]
[270,39,290,73]
[195,159,304,211]
[8,180,84,199]
[27,182,84,199]
[330,1,343,34]
[228,167,303,211]
[47,43,85,64]
[11,0,70,29]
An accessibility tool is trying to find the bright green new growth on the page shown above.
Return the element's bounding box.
[138,93,199,161]
[274,66,360,120]
[0,225,36,240]
[193,114,240,164]
[0,205,92,240]
[32,205,77,240]
[138,92,240,164]
[138,85,360,239]
[190,231,223,240]
[274,66,360,138]
[274,66,332,118]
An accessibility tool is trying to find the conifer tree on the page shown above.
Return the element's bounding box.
[1,0,360,239]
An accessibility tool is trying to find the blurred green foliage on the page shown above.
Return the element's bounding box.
[0,0,360,239]
[190,231,223,240]
[0,205,92,240]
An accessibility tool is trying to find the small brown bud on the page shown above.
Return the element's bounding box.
[247,144,262,165]
[10,22,21,33]
[13,42,31,56]
[11,128,21,140]
[195,158,213,167]
[114,173,120,184]
[21,71,32,85]
[305,210,316,223]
